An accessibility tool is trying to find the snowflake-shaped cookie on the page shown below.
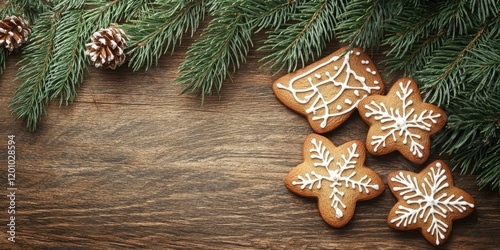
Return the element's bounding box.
[273,46,384,134]
[358,78,447,164]
[387,160,475,246]
[284,134,385,227]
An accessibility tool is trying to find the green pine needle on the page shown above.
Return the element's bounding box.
[259,0,347,73]
[336,0,400,50]
[46,9,87,104]
[84,0,155,29]
[10,11,57,131]
[252,0,297,33]
[176,1,253,102]
[435,90,500,191]
[417,13,498,106]
[10,0,152,131]
[123,0,206,71]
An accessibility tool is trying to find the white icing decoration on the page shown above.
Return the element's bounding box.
[345,99,352,105]
[363,80,441,157]
[337,105,342,111]
[374,80,379,85]
[366,67,377,75]
[390,162,474,245]
[292,138,380,219]
[361,60,369,65]
[355,51,361,56]
[315,74,321,79]
[276,50,381,128]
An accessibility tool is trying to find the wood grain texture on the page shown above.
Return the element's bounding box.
[0,26,498,249]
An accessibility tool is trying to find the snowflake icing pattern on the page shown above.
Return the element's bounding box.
[363,80,442,158]
[292,137,380,219]
[276,49,382,129]
[389,162,475,245]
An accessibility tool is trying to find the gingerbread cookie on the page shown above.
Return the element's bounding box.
[273,47,384,134]
[284,134,385,227]
[387,160,475,246]
[358,78,447,164]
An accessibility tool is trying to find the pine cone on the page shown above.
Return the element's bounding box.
[0,15,30,51]
[86,27,128,69]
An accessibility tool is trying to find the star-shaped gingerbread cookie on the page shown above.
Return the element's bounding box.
[284,134,385,228]
[273,46,384,134]
[387,160,475,246]
[358,77,447,164]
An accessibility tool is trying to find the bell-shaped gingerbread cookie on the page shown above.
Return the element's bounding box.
[273,46,384,134]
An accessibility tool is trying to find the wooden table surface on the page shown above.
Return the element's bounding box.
[0,30,498,249]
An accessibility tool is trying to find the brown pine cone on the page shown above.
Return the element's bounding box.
[86,27,128,69]
[0,15,30,51]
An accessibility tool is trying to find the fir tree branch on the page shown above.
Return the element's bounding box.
[465,40,500,94]
[336,0,400,50]
[10,0,149,130]
[5,0,49,24]
[383,30,446,76]
[435,90,500,190]
[251,0,297,32]
[46,9,86,104]
[176,0,253,101]
[469,0,499,23]
[383,21,447,75]
[84,0,154,29]
[259,0,346,73]
[10,11,57,131]
[417,13,499,105]
[383,3,439,58]
[435,0,474,37]
[476,144,500,190]
[0,0,41,77]
[381,2,445,75]
[123,0,206,71]
[52,0,84,10]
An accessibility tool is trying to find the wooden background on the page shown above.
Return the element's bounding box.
[0,22,499,249]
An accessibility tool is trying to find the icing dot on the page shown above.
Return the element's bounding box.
[361,60,369,64]
[337,105,342,111]
[436,162,442,168]
[371,70,376,75]
[350,51,354,54]
[366,67,372,73]
[345,99,352,105]
[354,90,360,96]
[314,74,321,79]
[335,207,343,218]
[374,80,379,85]
[333,66,339,70]
[425,196,436,207]
[395,117,406,129]
[355,51,361,56]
